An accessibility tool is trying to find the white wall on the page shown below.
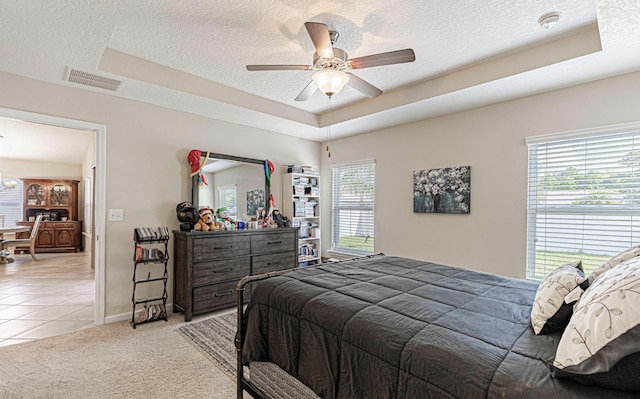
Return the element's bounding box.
[211,163,265,219]
[321,69,640,279]
[80,132,96,227]
[0,70,320,318]
[5,66,640,316]
[198,172,215,209]
[0,159,81,180]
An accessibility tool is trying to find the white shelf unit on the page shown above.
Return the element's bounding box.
[282,171,321,267]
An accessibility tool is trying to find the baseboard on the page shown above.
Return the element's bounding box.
[104,302,174,324]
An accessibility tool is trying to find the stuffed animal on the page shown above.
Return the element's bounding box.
[175,201,199,231]
[271,209,289,228]
[216,207,234,230]
[194,207,218,231]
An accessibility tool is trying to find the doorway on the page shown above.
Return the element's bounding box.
[0,107,106,326]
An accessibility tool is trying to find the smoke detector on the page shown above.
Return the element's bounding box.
[538,13,560,30]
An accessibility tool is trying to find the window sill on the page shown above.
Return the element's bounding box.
[327,249,373,258]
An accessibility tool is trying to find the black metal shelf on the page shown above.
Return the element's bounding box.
[131,227,169,329]
[132,313,167,326]
[134,276,168,284]
[134,238,168,244]
[133,257,170,265]
[133,295,167,305]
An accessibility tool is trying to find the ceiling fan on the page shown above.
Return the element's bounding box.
[246,22,416,101]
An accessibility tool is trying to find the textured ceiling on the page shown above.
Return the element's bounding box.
[1,0,640,163]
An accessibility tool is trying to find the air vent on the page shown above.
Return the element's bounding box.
[64,67,123,91]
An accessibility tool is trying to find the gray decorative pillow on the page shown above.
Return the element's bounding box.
[552,256,640,375]
[531,261,588,335]
[588,245,640,284]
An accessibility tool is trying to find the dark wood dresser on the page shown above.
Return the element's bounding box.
[173,227,298,321]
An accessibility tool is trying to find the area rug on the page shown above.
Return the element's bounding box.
[177,312,320,399]
[177,312,238,378]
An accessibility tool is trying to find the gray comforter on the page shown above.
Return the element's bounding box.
[241,256,634,398]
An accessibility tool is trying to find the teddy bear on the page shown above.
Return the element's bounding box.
[194,207,218,231]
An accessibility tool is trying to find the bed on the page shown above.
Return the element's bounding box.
[234,254,638,398]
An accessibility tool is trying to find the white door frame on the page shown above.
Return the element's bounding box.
[0,107,106,325]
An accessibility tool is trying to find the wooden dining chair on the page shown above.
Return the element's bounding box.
[0,215,43,261]
[0,215,4,240]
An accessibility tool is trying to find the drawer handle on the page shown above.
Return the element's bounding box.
[267,241,282,245]
[214,290,234,297]
[214,245,233,250]
[214,268,233,273]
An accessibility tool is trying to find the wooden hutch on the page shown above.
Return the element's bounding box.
[15,179,83,253]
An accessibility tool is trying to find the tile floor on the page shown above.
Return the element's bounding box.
[0,251,94,347]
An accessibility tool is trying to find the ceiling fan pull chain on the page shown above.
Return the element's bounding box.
[326,95,332,157]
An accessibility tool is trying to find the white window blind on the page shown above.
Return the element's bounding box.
[0,180,23,227]
[331,161,375,254]
[218,185,237,219]
[527,130,640,280]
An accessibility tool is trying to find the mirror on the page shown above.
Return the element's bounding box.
[191,152,269,221]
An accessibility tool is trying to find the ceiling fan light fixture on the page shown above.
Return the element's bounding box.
[313,70,349,97]
[0,172,17,191]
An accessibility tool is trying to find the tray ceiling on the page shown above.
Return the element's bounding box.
[1,0,640,163]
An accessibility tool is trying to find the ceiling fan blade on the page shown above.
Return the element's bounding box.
[295,81,318,101]
[246,65,311,71]
[345,73,382,98]
[349,48,415,69]
[304,22,334,59]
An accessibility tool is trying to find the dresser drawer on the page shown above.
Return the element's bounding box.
[193,281,237,312]
[54,222,75,229]
[193,235,250,261]
[193,257,250,286]
[251,232,296,255]
[252,252,296,275]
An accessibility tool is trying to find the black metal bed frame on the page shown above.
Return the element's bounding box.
[234,253,385,399]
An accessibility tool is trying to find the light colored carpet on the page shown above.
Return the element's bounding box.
[0,312,238,399]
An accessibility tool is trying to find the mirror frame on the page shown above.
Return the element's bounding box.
[191,151,270,216]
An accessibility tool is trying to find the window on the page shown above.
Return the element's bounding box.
[218,185,237,219]
[0,180,23,226]
[527,128,640,280]
[331,160,375,254]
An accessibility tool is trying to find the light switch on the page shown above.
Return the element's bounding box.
[108,208,124,221]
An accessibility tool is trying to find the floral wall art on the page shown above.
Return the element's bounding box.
[413,166,471,214]
[246,189,264,216]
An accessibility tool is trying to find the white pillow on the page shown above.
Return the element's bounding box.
[588,245,640,283]
[553,256,640,374]
[531,261,588,335]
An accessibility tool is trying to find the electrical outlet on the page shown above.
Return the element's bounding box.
[108,208,124,221]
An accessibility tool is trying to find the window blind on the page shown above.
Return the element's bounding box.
[331,161,375,254]
[0,180,23,227]
[527,130,640,279]
[218,185,237,219]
